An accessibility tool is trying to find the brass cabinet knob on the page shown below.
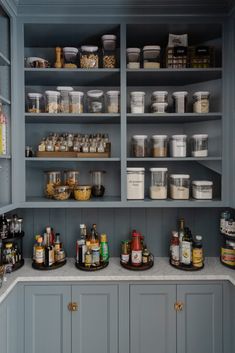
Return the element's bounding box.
[174,301,184,312]
[68,302,78,312]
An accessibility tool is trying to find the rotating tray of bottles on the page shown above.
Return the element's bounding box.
[120,255,154,271]
[169,260,204,271]
[32,259,66,271]
[75,261,109,271]
[220,257,235,270]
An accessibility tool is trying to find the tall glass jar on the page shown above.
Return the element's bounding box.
[45,91,60,113]
[126,48,141,69]
[151,135,168,157]
[143,45,161,68]
[130,91,145,113]
[56,86,73,113]
[170,135,187,157]
[44,171,62,198]
[127,168,145,200]
[170,174,190,200]
[80,46,99,68]
[69,91,84,113]
[102,34,117,68]
[64,170,79,188]
[27,93,43,113]
[191,134,208,157]
[132,135,148,157]
[193,91,210,113]
[87,90,104,113]
[106,90,120,113]
[149,168,168,199]
[90,170,106,197]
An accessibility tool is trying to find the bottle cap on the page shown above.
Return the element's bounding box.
[100,233,107,242]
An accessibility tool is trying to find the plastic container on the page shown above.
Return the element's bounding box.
[130,91,145,113]
[126,48,141,69]
[170,135,187,157]
[53,185,71,201]
[151,102,168,113]
[69,91,84,113]
[191,134,208,157]
[170,174,190,200]
[87,90,104,113]
[45,90,60,113]
[193,91,210,113]
[56,86,73,113]
[151,91,168,103]
[149,168,168,199]
[143,45,161,69]
[192,181,213,199]
[106,90,120,113]
[102,34,117,68]
[63,47,78,68]
[44,171,62,198]
[151,135,168,157]
[132,135,148,157]
[74,185,92,201]
[80,46,99,68]
[127,168,145,200]
[172,91,188,113]
[27,93,43,113]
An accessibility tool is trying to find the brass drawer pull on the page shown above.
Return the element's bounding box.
[174,302,184,312]
[68,302,78,312]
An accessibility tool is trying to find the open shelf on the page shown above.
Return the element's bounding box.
[0,155,11,160]
[25,113,120,124]
[26,157,120,162]
[0,52,10,66]
[127,113,222,124]
[127,157,222,162]
[125,198,223,208]
[0,94,10,105]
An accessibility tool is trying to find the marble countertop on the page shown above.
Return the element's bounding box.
[0,257,235,303]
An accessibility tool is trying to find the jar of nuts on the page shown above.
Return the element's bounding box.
[80,46,99,68]
[102,34,117,68]
[106,90,120,113]
[69,91,84,113]
[44,171,62,198]
[45,90,60,113]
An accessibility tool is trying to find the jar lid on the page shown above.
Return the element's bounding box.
[75,185,92,190]
[152,102,168,107]
[143,45,161,50]
[45,170,61,174]
[172,91,188,97]
[152,91,168,96]
[192,180,213,186]
[45,90,60,97]
[127,167,145,172]
[28,93,43,98]
[149,168,168,172]
[152,135,168,139]
[132,135,148,139]
[87,90,104,98]
[106,90,120,96]
[81,45,98,52]
[126,48,141,53]
[56,86,74,92]
[193,91,210,98]
[63,47,78,53]
[191,134,208,139]
[102,34,117,41]
[170,174,190,179]
[171,134,187,139]
[68,91,84,97]
[130,91,146,96]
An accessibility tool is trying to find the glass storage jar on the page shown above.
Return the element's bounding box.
[151,102,168,113]
[63,47,78,68]
[126,48,141,69]
[27,93,43,113]
[56,86,73,113]
[80,46,99,68]
[90,170,106,197]
[132,135,148,157]
[193,91,210,113]
[87,90,104,113]
[143,45,161,68]
[151,135,168,157]
[45,90,60,113]
[127,167,145,200]
[69,91,84,113]
[151,91,168,103]
[53,185,71,201]
[170,174,190,200]
[170,135,187,157]
[172,91,188,113]
[106,90,120,113]
[192,180,213,200]
[74,185,92,201]
[191,134,208,157]
[44,171,62,198]
[102,34,117,68]
[64,170,79,189]
[130,91,145,113]
[149,168,168,199]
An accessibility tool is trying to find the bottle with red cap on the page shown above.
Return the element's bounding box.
[131,230,142,266]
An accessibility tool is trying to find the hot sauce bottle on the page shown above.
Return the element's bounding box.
[131,230,142,266]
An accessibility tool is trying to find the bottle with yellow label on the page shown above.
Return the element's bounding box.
[192,235,204,268]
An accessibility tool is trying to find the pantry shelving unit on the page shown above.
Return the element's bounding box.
[16,17,228,208]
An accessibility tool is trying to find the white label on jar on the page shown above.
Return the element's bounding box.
[171,244,180,262]
[131,250,142,264]
[181,241,191,265]
[121,254,130,263]
[191,150,208,157]
[192,187,212,199]
[127,174,145,199]
[35,249,44,264]
[170,185,189,199]
[171,140,186,157]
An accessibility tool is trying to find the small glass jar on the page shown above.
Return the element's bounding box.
[151,102,168,113]
[170,174,190,200]
[132,135,148,157]
[151,135,168,157]
[151,91,168,103]
[44,171,62,198]
[126,48,141,69]
[127,168,145,200]
[74,185,92,201]
[63,47,78,68]
[45,90,60,113]
[149,168,168,199]
[191,134,208,157]
[130,91,145,113]
[87,90,104,113]
[69,91,84,113]
[170,135,187,157]
[192,181,213,200]
[102,34,117,68]
[27,93,43,113]
[64,170,79,189]
[143,45,161,69]
[80,46,99,68]
[106,90,120,113]
[56,86,73,113]
[193,91,210,113]
[172,91,188,113]
[53,185,71,201]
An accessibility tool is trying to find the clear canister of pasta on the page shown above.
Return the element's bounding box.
[69,91,84,113]
[56,86,73,113]
[27,93,43,113]
[45,90,60,113]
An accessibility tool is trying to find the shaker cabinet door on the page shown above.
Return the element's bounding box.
[130,284,176,353]
[24,285,71,353]
[71,284,118,353]
[177,284,223,353]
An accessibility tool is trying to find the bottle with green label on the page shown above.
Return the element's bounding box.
[100,233,109,263]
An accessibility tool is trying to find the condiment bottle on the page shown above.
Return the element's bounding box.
[90,224,99,248]
[35,237,45,265]
[192,235,204,268]
[85,242,92,268]
[100,233,109,263]
[170,231,180,266]
[131,231,142,266]
[180,228,192,266]
[142,247,150,264]
[121,240,130,264]
[54,233,61,251]
[33,235,41,260]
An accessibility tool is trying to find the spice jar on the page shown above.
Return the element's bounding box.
[151,135,168,157]
[27,93,43,113]
[56,86,73,113]
[69,91,84,113]
[106,90,120,113]
[80,46,99,68]
[130,91,145,113]
[192,181,213,199]
[53,185,71,201]
[170,174,190,200]
[87,90,104,113]
[170,135,187,157]
[172,91,188,113]
[191,134,208,157]
[143,45,161,68]
[90,170,106,197]
[126,48,141,69]
[102,34,117,68]
[151,91,168,103]
[44,171,62,198]
[149,168,168,199]
[193,91,210,113]
[132,135,148,157]
[45,91,60,113]
[151,102,168,113]
[127,167,145,200]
